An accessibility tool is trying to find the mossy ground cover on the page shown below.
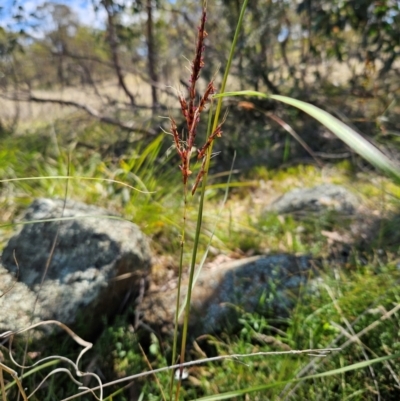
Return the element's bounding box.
[1,114,400,400]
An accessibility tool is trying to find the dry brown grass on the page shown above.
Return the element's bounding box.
[0,73,179,132]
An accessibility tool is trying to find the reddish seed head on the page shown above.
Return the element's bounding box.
[169,6,225,193]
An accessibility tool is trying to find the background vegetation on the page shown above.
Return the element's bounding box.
[1,0,400,400]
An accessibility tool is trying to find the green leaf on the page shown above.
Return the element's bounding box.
[191,352,400,401]
[213,91,400,182]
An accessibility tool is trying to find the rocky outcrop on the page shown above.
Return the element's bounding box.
[0,198,151,337]
[264,184,359,215]
[140,254,314,337]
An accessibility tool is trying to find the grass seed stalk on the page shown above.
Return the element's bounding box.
[169,1,250,400]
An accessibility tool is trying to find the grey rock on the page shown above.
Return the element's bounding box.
[0,198,151,337]
[265,184,359,214]
[140,254,313,336]
[0,264,38,332]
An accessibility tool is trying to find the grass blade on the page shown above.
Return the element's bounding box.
[213,91,400,181]
[191,352,400,401]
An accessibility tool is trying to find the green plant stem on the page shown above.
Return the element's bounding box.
[176,0,249,399]
[169,186,188,401]
[211,0,249,135]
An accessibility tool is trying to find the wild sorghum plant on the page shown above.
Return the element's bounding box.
[168,5,226,399]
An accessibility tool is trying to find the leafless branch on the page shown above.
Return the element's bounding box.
[1,92,157,135]
[52,50,178,100]
[53,50,115,70]
[29,95,156,135]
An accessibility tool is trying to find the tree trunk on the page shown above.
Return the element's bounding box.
[146,0,159,111]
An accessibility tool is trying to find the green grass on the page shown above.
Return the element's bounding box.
[2,112,400,400]
[4,257,400,400]
[2,115,400,400]
[2,96,400,400]
[173,262,400,400]
[2,0,400,399]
